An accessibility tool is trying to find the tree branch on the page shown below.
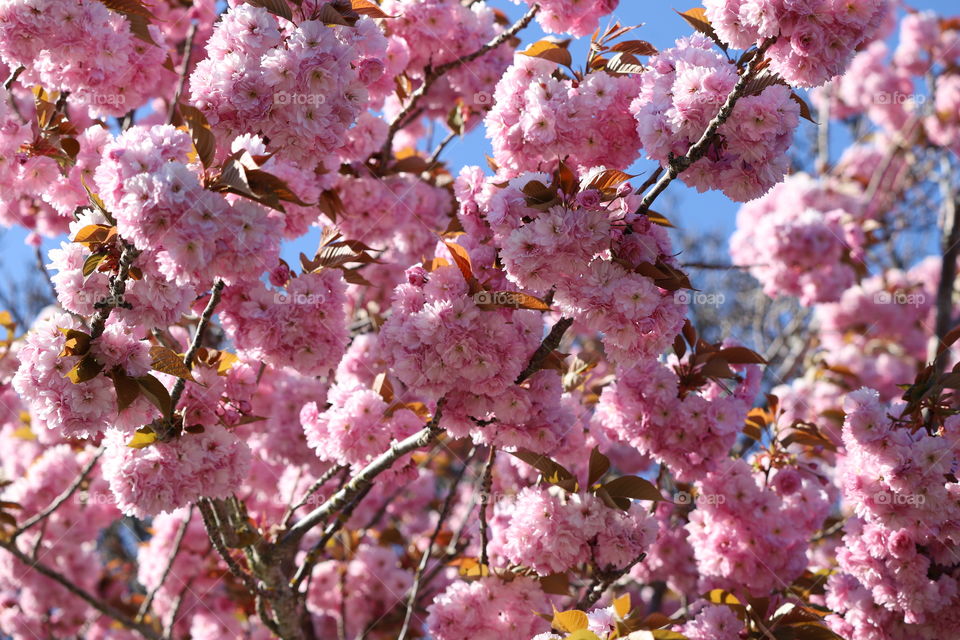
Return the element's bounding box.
[635,38,776,215]
[378,3,540,164]
[136,505,193,623]
[0,538,162,640]
[13,447,103,539]
[396,451,474,640]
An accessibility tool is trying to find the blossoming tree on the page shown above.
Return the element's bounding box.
[0,0,957,639]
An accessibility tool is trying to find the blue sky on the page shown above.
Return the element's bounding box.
[3,0,957,295]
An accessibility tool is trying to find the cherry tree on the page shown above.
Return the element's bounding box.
[0,0,957,639]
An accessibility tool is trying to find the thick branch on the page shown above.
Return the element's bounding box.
[196,498,260,595]
[282,399,447,548]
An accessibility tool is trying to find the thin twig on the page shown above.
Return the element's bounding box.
[575,552,647,610]
[282,464,346,528]
[282,399,447,549]
[428,130,458,165]
[13,447,104,539]
[396,452,474,640]
[167,22,199,125]
[169,279,225,413]
[379,4,540,163]
[0,538,162,640]
[478,447,496,568]
[136,505,194,623]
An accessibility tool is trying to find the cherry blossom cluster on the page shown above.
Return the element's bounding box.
[827,389,960,638]
[594,355,761,482]
[378,255,542,401]
[190,4,380,160]
[730,172,868,304]
[0,0,171,116]
[380,0,513,133]
[687,458,832,595]
[631,34,801,202]
[485,56,642,176]
[219,269,349,376]
[456,168,686,367]
[704,0,891,87]
[426,575,550,640]
[95,125,281,288]
[512,0,619,37]
[489,485,658,575]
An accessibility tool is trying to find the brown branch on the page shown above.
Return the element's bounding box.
[13,447,103,539]
[166,22,199,125]
[396,451,474,640]
[575,552,647,610]
[89,242,138,339]
[478,447,496,568]
[635,37,776,215]
[0,538,162,640]
[282,464,346,528]
[932,156,960,373]
[378,3,540,164]
[196,498,260,596]
[282,399,448,548]
[136,505,193,623]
